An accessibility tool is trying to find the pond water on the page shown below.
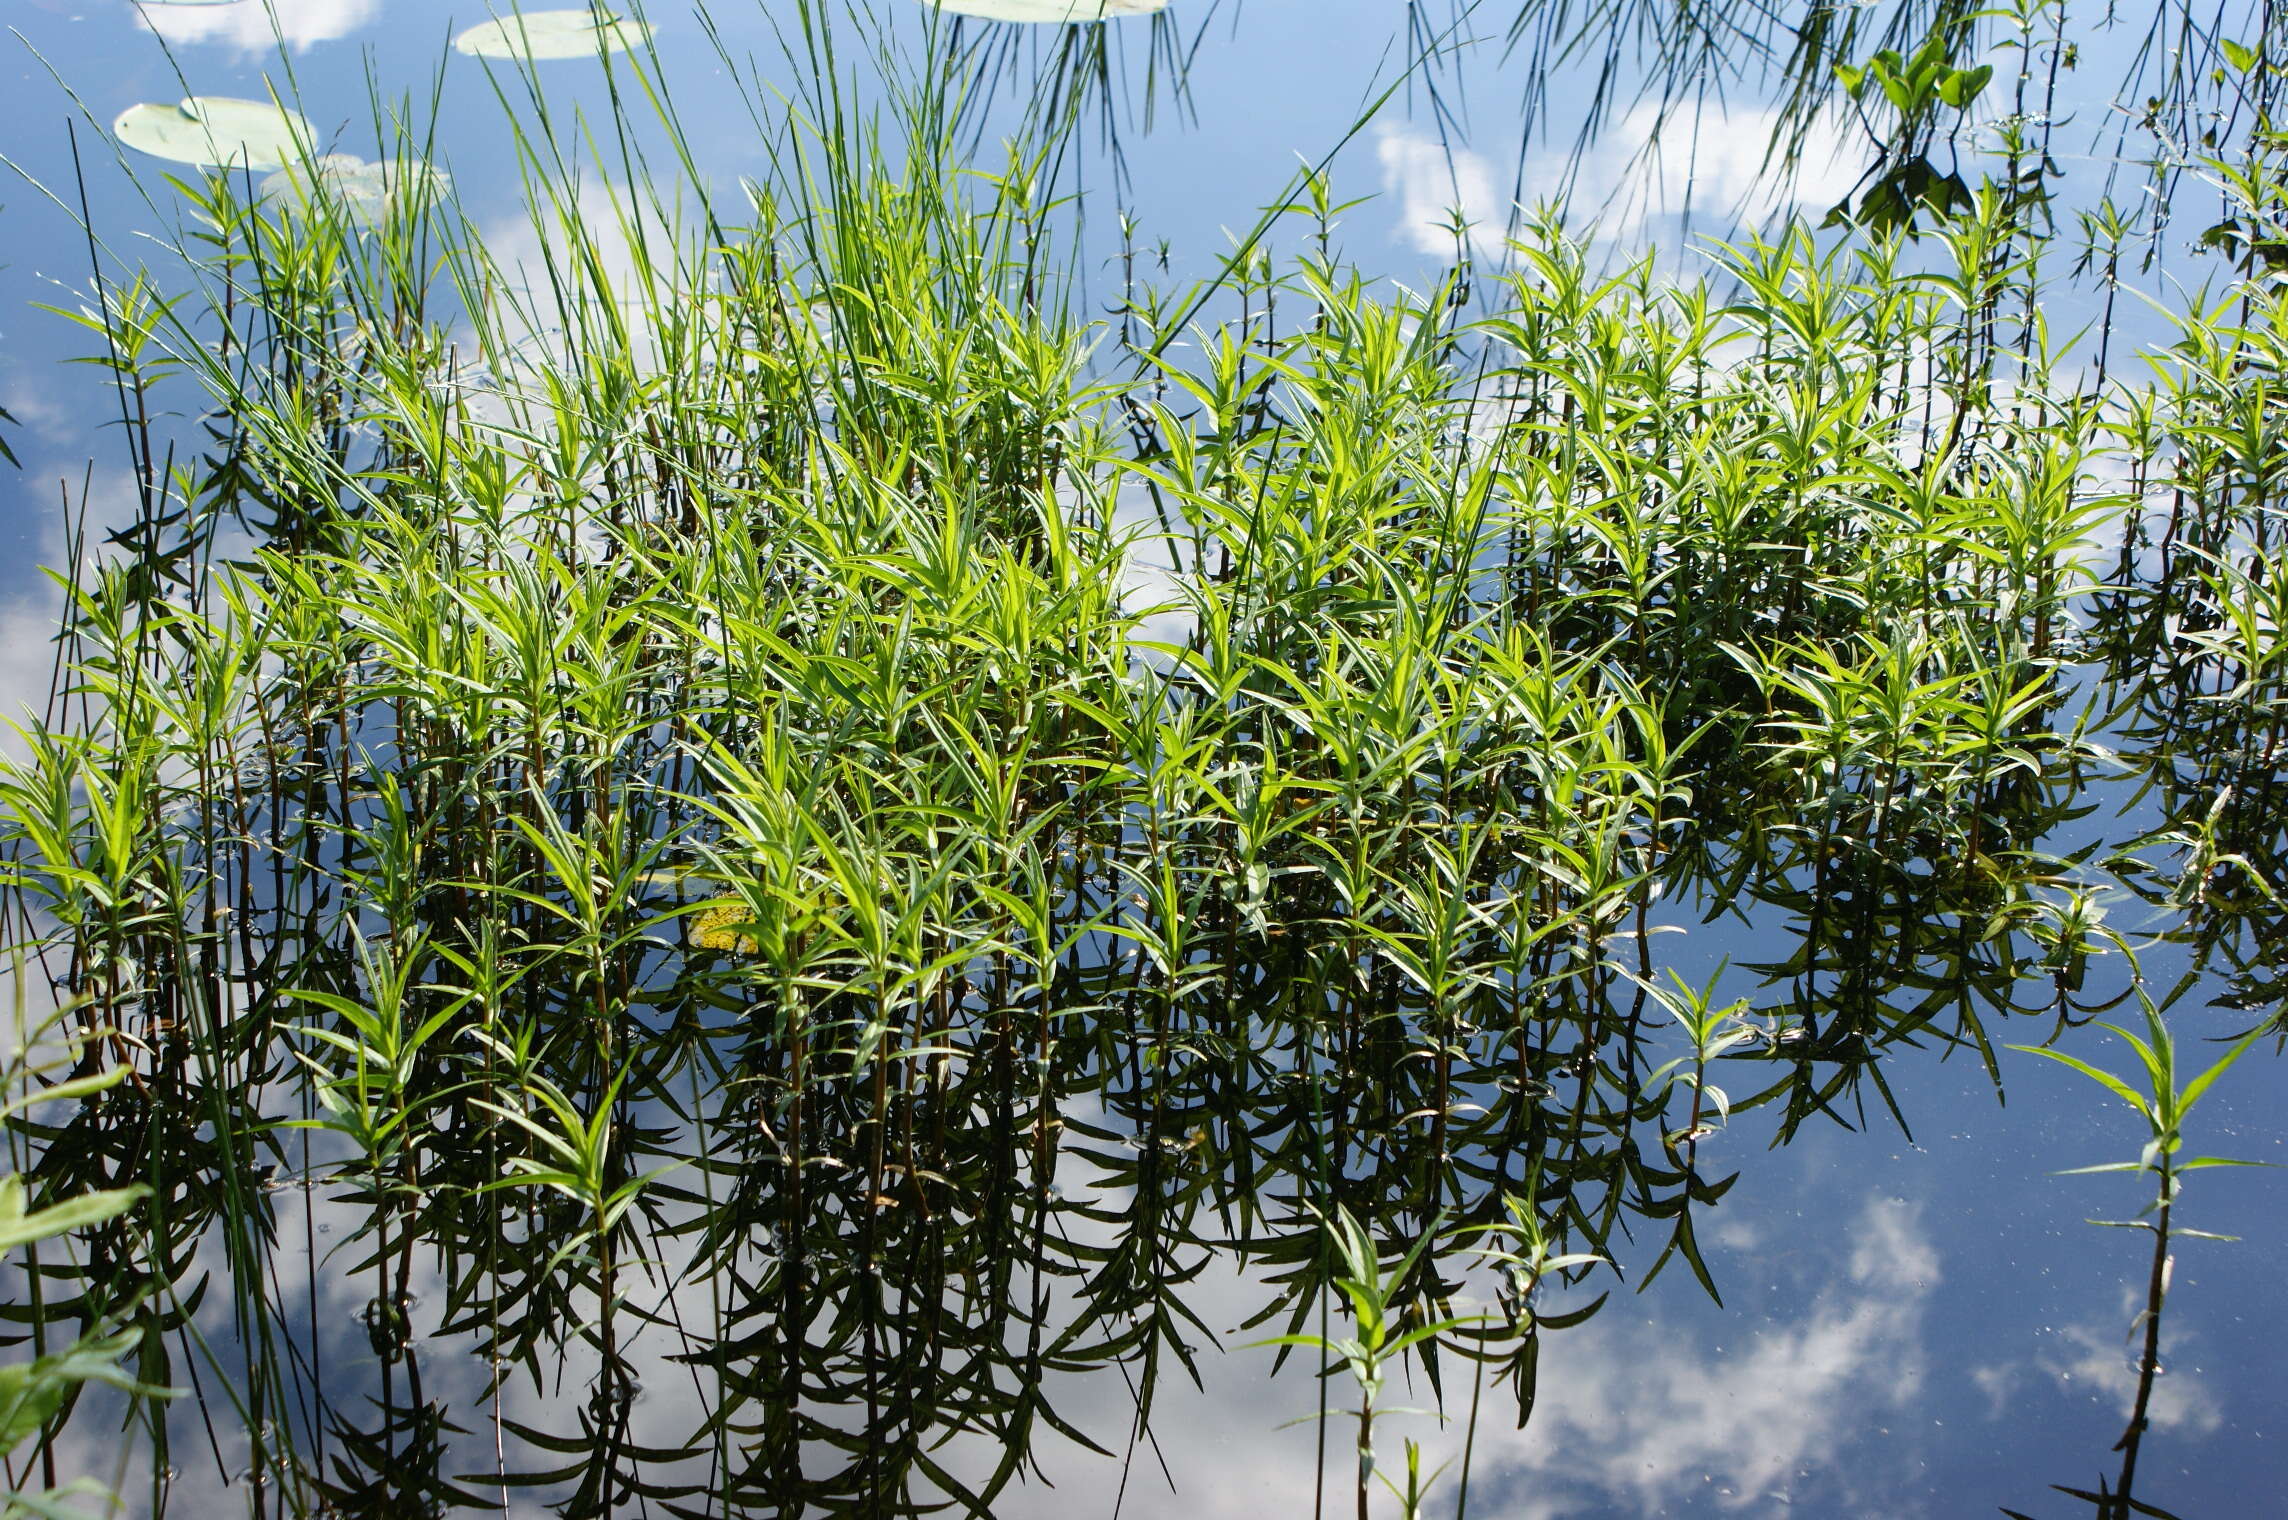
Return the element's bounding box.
[0,4,2284,1519]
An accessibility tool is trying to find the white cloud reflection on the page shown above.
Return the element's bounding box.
[1377,124,1504,260]
[1378,103,1867,260]
[1971,1290,2227,1439]
[1476,1196,1940,1516]
[931,1190,1943,1520]
[134,0,381,54]
[1560,102,1865,236]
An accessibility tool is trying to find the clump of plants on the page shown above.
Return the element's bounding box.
[0,0,2280,1512]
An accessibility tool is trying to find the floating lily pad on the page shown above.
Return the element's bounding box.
[453,9,652,60]
[112,97,313,170]
[918,0,1167,20]
[259,155,450,224]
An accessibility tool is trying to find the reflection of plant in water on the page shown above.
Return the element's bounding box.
[1634,964,1755,1157]
[2007,996,2273,1520]
[1252,1208,1482,1520]
[1452,1182,1612,1488]
[0,994,175,1518]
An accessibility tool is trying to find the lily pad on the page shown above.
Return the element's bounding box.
[917,0,1167,20]
[259,155,449,224]
[112,97,313,170]
[453,9,652,60]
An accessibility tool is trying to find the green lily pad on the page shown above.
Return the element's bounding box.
[918,0,1167,19]
[259,155,450,224]
[112,97,313,170]
[453,9,652,60]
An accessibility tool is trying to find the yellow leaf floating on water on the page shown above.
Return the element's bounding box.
[691,904,761,955]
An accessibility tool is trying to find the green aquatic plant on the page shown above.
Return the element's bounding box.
[0,0,2283,1511]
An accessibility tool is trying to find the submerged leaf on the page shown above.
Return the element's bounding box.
[918,0,1167,20]
[454,9,652,60]
[258,154,448,224]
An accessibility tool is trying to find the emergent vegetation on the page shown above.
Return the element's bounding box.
[0,0,2283,1515]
